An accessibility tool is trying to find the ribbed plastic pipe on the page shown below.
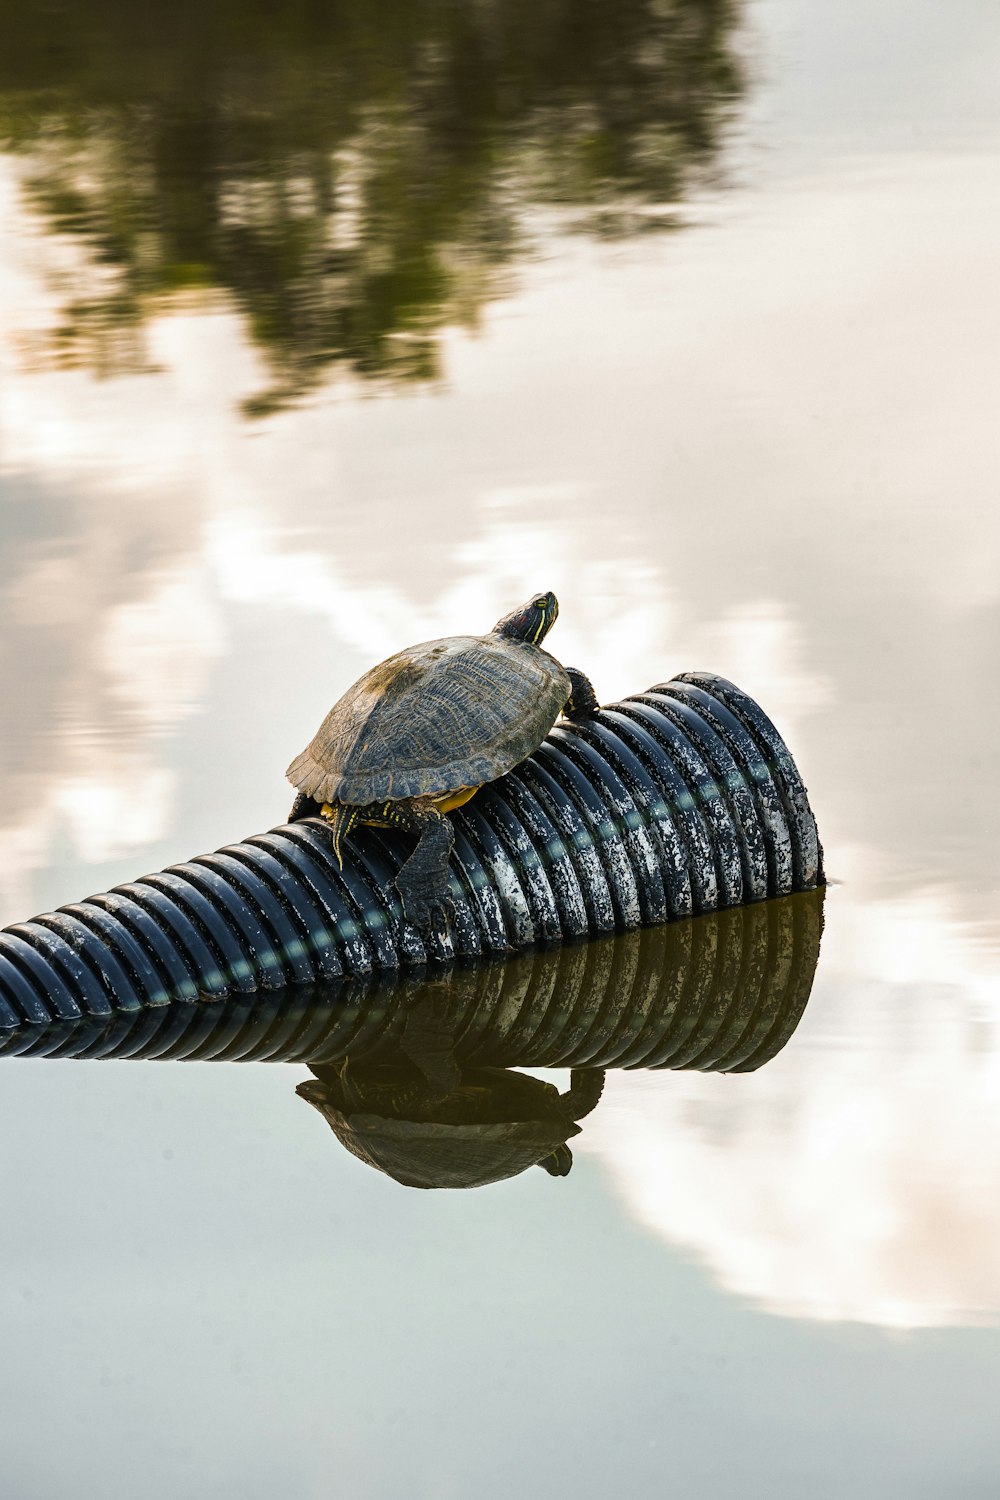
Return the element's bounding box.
[0,673,823,1036]
[0,890,824,1068]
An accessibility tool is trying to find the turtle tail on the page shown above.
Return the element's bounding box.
[287,776,359,867]
[326,803,359,868]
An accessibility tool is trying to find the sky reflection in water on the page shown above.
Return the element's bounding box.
[2,0,1000,1493]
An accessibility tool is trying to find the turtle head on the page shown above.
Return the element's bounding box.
[537,1144,574,1177]
[493,591,559,646]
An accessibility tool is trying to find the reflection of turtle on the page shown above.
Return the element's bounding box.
[286,592,599,936]
[297,1061,605,1190]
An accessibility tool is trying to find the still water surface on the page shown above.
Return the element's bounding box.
[2,1,1000,1495]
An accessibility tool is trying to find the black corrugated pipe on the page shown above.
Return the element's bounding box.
[0,891,825,1186]
[0,888,824,1066]
[0,673,823,1036]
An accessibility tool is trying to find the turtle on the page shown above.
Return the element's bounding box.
[286,591,599,936]
[296,1059,606,1190]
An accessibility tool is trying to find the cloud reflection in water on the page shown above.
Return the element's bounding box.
[586,885,1000,1330]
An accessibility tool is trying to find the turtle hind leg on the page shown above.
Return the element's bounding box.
[386,797,456,940]
[563,666,600,720]
[289,791,323,822]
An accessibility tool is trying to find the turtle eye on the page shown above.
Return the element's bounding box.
[534,596,548,610]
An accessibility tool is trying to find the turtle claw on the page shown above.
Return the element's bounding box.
[398,881,455,944]
[395,870,455,936]
[429,902,453,946]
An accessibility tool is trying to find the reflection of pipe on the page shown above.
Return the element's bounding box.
[0,673,822,1030]
[298,888,822,1190]
[0,888,824,1067]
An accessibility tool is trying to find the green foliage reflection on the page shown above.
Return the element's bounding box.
[1,0,743,411]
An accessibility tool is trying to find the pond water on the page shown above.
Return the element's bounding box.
[2,1,1000,1494]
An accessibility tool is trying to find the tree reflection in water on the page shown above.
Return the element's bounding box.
[0,0,743,412]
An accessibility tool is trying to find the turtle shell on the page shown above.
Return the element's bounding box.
[286,633,571,807]
[316,1113,582,1190]
[296,1076,582,1190]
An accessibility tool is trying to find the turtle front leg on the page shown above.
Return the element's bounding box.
[563,667,600,720]
[390,797,457,939]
